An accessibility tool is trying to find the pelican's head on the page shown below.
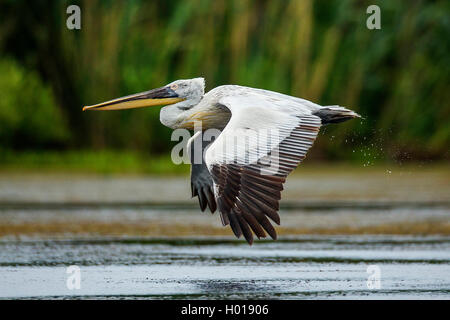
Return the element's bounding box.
[83,77,205,128]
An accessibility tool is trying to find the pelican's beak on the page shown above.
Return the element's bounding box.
[83,86,184,111]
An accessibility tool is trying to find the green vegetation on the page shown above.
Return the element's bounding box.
[0,150,188,175]
[0,59,69,148]
[0,0,448,170]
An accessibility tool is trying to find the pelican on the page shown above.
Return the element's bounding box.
[84,78,360,244]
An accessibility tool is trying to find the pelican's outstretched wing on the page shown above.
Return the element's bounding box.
[204,93,322,244]
[189,131,217,213]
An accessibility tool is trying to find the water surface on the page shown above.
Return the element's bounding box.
[0,171,448,299]
[0,236,448,299]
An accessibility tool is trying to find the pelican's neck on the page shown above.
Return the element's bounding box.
[159,96,203,129]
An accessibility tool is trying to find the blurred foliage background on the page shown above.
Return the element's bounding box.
[0,0,448,172]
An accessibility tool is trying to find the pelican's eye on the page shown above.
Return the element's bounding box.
[170,84,178,90]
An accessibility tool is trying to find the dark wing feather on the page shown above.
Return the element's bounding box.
[208,115,322,244]
[190,132,217,213]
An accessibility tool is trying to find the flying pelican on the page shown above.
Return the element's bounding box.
[84,78,360,244]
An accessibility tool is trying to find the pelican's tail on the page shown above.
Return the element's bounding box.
[313,106,361,124]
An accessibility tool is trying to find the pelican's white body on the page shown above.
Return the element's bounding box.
[161,83,324,130]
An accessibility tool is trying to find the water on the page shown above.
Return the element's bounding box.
[0,236,449,299]
[0,171,448,299]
